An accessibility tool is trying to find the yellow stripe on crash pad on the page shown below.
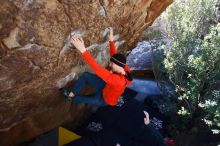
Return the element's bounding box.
[58,127,81,146]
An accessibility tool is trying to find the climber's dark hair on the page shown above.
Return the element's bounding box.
[125,71,133,81]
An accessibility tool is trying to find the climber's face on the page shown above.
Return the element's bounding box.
[109,61,123,73]
[108,62,113,71]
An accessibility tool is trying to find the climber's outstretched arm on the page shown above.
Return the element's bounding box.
[71,36,120,85]
[108,28,117,56]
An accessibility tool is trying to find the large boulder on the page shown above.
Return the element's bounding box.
[0,0,172,145]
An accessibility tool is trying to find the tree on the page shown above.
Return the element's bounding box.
[154,0,220,132]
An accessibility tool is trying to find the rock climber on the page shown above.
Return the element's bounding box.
[62,28,132,106]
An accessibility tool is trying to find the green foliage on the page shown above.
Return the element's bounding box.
[156,0,220,132]
[140,27,163,41]
[200,90,220,134]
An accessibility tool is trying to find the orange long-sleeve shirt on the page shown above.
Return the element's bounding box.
[81,41,131,106]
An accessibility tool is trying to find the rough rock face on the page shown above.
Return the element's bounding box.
[127,41,153,70]
[0,0,172,145]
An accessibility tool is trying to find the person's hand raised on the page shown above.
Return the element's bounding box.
[108,27,114,41]
[71,36,86,53]
[143,111,150,125]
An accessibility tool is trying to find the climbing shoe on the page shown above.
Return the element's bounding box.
[60,88,73,103]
